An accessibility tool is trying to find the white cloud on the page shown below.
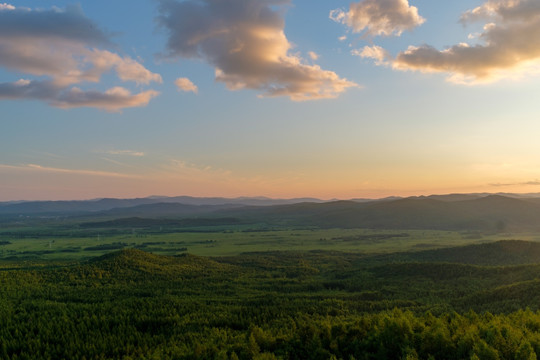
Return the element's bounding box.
[158,0,357,101]
[393,0,540,84]
[352,45,390,66]
[330,0,425,37]
[0,5,161,110]
[308,51,319,61]
[0,3,14,10]
[175,77,198,93]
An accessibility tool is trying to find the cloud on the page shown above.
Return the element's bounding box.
[157,0,357,101]
[489,180,540,187]
[393,0,540,84]
[0,3,14,11]
[308,51,319,61]
[330,0,425,37]
[0,80,159,112]
[352,45,390,66]
[0,4,161,110]
[175,77,198,93]
[52,87,159,112]
[0,163,135,178]
[105,150,145,157]
[88,49,163,86]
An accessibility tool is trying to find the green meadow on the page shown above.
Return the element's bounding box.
[0,226,531,261]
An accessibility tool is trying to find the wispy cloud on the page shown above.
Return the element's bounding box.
[0,163,137,178]
[330,0,425,37]
[105,149,145,157]
[0,4,161,111]
[308,51,319,61]
[175,77,198,93]
[490,180,540,187]
[157,0,357,101]
[391,0,540,84]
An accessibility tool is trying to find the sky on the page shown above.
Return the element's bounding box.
[2,0,540,201]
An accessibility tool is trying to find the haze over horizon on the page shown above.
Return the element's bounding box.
[2,0,540,201]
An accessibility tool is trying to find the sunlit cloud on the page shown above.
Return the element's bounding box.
[392,0,540,84]
[52,87,159,112]
[0,4,161,110]
[157,0,357,101]
[352,45,390,66]
[330,0,425,37]
[175,77,198,93]
[0,3,14,10]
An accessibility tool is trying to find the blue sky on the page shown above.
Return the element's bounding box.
[2,0,540,201]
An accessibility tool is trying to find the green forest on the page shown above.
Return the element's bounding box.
[3,240,540,359]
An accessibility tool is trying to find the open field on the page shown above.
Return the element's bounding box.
[1,226,539,261]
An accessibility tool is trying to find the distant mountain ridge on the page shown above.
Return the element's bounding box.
[214,194,540,231]
[4,193,540,232]
[0,195,327,215]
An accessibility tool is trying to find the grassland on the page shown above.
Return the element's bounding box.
[0,226,536,261]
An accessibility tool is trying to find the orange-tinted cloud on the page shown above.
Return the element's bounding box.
[330,0,425,37]
[352,45,390,66]
[393,0,540,84]
[175,77,198,93]
[158,0,357,100]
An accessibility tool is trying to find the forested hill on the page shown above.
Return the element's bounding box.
[373,240,540,266]
[5,243,540,358]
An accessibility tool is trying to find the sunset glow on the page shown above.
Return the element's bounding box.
[2,0,540,201]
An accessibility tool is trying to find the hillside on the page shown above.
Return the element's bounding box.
[378,240,540,266]
[4,194,540,232]
[216,195,540,231]
[0,196,326,215]
[5,243,540,358]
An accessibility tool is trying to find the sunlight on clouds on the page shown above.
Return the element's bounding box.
[158,0,357,101]
[89,49,163,85]
[352,45,390,66]
[0,4,161,110]
[51,87,160,112]
[330,0,425,37]
[393,0,540,84]
[175,77,198,93]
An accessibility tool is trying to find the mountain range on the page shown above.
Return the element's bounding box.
[3,193,540,232]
